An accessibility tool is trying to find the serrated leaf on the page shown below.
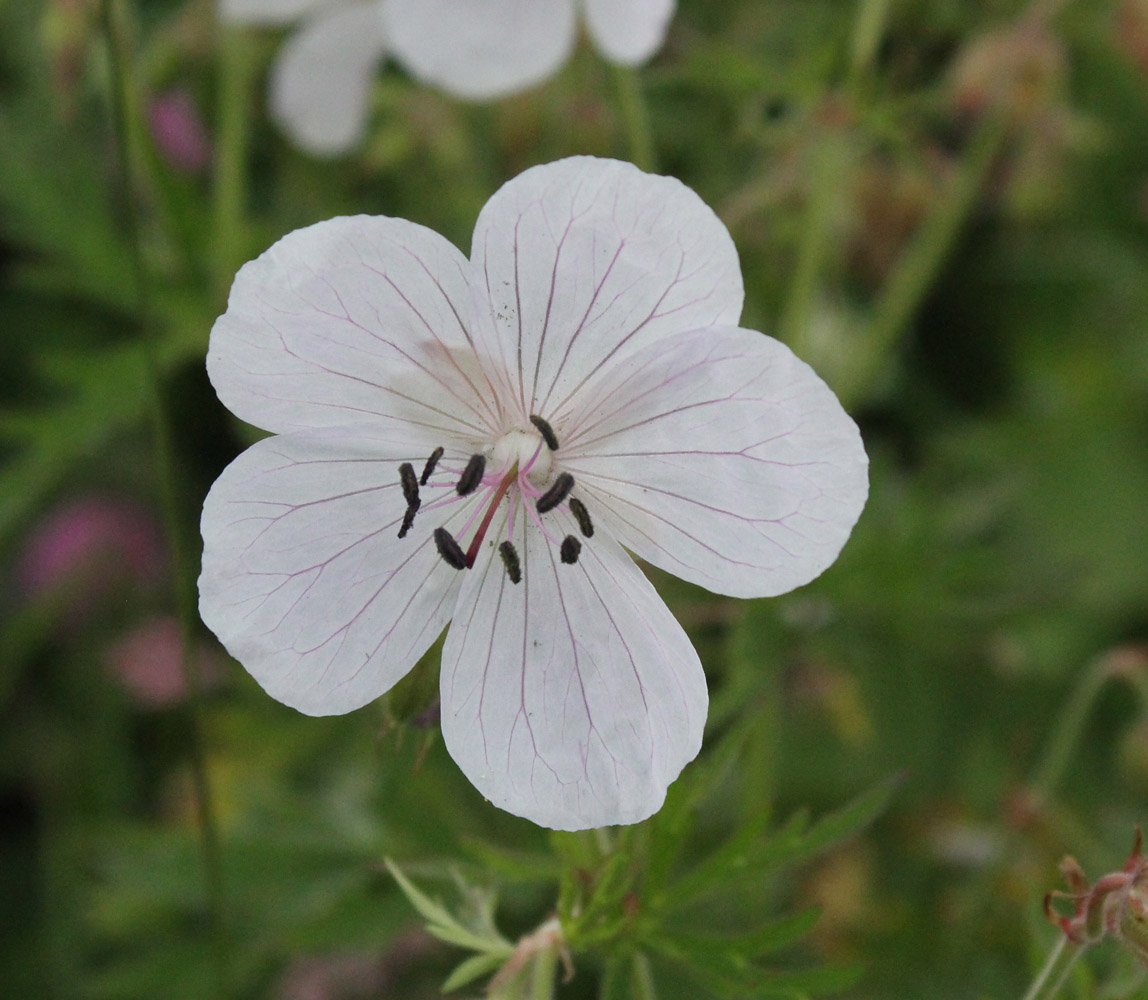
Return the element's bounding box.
[441,951,507,992]
[425,921,510,954]
[645,712,760,894]
[664,909,822,961]
[660,809,809,909]
[762,963,864,995]
[383,859,512,957]
[384,858,462,930]
[794,772,903,858]
[664,774,901,911]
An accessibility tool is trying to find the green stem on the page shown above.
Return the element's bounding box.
[612,65,656,172]
[1029,653,1119,806]
[529,945,558,1000]
[839,110,1007,407]
[100,2,227,995]
[211,21,257,299]
[632,952,658,1000]
[1020,936,1083,1000]
[848,0,892,84]
[779,128,849,357]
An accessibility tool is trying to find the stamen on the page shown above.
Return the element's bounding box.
[433,527,468,570]
[568,497,594,538]
[399,462,420,509]
[529,414,560,451]
[397,505,418,539]
[536,472,574,514]
[456,454,486,496]
[560,535,582,565]
[419,446,444,486]
[498,540,522,584]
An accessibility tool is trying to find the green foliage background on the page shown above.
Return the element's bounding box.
[2,0,1148,997]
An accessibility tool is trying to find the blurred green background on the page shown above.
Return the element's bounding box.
[2,0,1148,997]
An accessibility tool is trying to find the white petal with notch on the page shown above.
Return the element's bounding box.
[440,508,707,830]
[560,325,869,598]
[208,215,500,441]
[198,425,477,715]
[470,156,745,420]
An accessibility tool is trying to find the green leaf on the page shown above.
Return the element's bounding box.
[383,858,458,930]
[663,774,901,911]
[441,951,507,992]
[793,772,904,858]
[383,859,512,956]
[664,909,822,961]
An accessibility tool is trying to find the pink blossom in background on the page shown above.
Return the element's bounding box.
[103,616,224,709]
[18,495,167,617]
[148,89,212,174]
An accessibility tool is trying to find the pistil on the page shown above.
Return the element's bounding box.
[464,468,516,568]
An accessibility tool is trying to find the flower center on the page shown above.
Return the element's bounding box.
[396,414,594,583]
[491,429,551,485]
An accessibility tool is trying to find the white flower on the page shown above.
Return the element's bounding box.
[219,0,677,155]
[198,156,869,830]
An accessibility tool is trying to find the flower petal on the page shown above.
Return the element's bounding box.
[559,326,868,598]
[383,0,577,100]
[582,0,676,65]
[268,2,387,156]
[208,215,504,442]
[469,156,744,420]
[219,0,326,25]
[440,507,707,830]
[199,425,477,715]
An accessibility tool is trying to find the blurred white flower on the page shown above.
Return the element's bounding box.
[198,156,868,829]
[219,0,676,155]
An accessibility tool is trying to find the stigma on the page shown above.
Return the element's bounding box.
[395,417,592,583]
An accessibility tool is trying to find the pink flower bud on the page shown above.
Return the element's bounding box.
[1046,830,1148,968]
[148,89,212,175]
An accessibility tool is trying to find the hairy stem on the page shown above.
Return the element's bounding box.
[1020,936,1083,1000]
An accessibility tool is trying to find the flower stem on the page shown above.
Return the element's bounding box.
[530,944,558,1000]
[838,109,1007,407]
[100,1,227,994]
[211,19,257,300]
[779,127,850,358]
[1020,936,1084,1000]
[847,0,892,84]
[1029,652,1122,807]
[632,952,659,1000]
[612,65,656,172]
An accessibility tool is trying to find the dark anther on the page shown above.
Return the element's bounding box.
[433,527,468,570]
[498,540,522,584]
[399,462,420,509]
[560,535,582,565]
[456,454,486,496]
[397,505,419,539]
[568,497,594,538]
[529,414,560,451]
[536,472,574,514]
[420,446,444,486]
